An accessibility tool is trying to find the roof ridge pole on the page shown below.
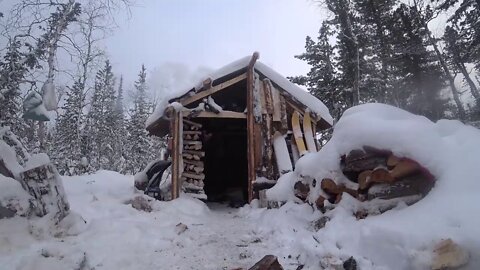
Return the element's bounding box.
[247,52,260,203]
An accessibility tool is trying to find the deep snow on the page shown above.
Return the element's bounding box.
[0,171,301,270]
[2,104,480,269]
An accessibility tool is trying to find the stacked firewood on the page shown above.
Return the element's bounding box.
[296,147,435,217]
[181,119,207,199]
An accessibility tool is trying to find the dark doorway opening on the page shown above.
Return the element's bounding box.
[200,118,248,207]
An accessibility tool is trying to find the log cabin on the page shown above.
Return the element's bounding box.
[146,52,333,204]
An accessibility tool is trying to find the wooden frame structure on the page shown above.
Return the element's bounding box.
[146,53,332,203]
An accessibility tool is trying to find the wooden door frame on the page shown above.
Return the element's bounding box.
[246,52,259,202]
[171,111,182,200]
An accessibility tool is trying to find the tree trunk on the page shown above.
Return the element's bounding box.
[38,121,46,151]
[457,60,480,101]
[426,29,466,120]
[354,45,360,106]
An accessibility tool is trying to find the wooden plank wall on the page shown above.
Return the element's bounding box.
[260,79,275,180]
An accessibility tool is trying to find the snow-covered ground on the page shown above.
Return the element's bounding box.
[0,171,303,270]
[2,104,480,270]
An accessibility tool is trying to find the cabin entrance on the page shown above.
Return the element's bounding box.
[199,118,248,207]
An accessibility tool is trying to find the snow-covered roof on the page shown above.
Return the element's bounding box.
[146,55,333,129]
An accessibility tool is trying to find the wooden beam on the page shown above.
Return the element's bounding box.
[180,73,247,106]
[183,130,202,135]
[271,86,282,122]
[185,110,246,119]
[285,100,305,117]
[171,111,182,200]
[279,94,288,132]
[285,96,322,124]
[262,79,274,114]
[183,150,205,157]
[247,52,259,203]
[202,78,212,89]
[183,118,202,128]
[182,172,205,180]
[183,159,204,167]
[183,140,202,145]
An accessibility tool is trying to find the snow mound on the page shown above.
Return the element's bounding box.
[266,172,298,202]
[262,103,480,269]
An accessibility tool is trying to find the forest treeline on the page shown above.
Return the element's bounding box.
[292,0,480,122]
[1,0,478,176]
[0,0,162,175]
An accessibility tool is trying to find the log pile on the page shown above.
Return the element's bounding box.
[296,146,435,217]
[181,119,207,199]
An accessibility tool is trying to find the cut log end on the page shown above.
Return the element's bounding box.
[390,159,420,179]
[387,154,401,168]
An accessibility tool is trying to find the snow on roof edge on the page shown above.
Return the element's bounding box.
[146,55,333,128]
[254,62,333,125]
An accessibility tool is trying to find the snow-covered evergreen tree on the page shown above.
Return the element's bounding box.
[389,4,448,120]
[125,65,157,174]
[354,0,396,104]
[0,39,37,130]
[291,22,343,120]
[83,60,117,171]
[52,79,86,175]
[113,76,127,172]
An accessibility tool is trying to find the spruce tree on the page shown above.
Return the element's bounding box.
[325,0,362,106]
[84,60,117,171]
[0,39,37,130]
[53,79,85,175]
[113,75,127,172]
[354,0,396,104]
[433,0,480,71]
[389,4,448,120]
[125,65,156,174]
[291,22,344,120]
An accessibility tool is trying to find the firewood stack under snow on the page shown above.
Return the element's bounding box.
[296,146,435,217]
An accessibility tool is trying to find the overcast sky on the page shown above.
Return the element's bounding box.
[105,0,327,92]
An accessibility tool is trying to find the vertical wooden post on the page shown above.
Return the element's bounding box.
[246,52,259,202]
[171,111,181,200]
[262,80,275,179]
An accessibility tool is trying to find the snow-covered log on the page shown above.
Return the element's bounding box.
[0,174,37,218]
[0,127,70,223]
[19,158,70,223]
